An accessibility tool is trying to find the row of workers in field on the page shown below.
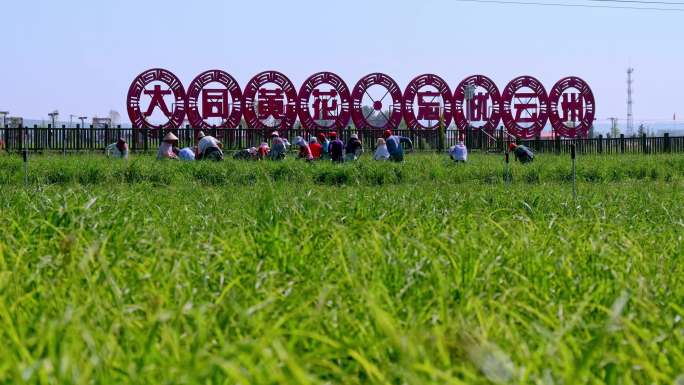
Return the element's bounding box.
[105,130,535,164]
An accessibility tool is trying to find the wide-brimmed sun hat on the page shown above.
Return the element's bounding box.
[351,134,359,139]
[271,131,280,137]
[163,132,179,142]
[376,137,386,146]
[197,131,206,138]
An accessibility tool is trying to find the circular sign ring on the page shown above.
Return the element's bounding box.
[453,75,501,133]
[126,68,186,129]
[297,72,351,130]
[242,70,298,130]
[350,73,403,130]
[501,75,549,139]
[186,69,243,129]
[402,74,453,130]
[548,76,595,138]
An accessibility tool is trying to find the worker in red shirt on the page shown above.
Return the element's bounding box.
[309,136,322,159]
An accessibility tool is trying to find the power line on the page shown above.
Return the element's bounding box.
[589,0,684,5]
[452,0,684,11]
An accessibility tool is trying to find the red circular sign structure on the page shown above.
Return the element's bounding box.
[403,74,453,130]
[453,75,501,134]
[548,76,595,138]
[501,76,549,139]
[186,69,242,129]
[242,70,298,130]
[297,71,351,130]
[126,68,187,129]
[350,73,403,130]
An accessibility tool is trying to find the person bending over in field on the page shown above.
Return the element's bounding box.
[374,138,390,161]
[309,137,322,159]
[328,132,345,163]
[269,131,287,160]
[157,132,179,160]
[509,143,534,164]
[383,129,413,162]
[449,141,468,163]
[318,133,330,160]
[233,147,259,160]
[197,131,224,161]
[178,146,196,161]
[345,134,363,161]
[294,136,314,161]
[106,137,129,159]
[257,142,270,160]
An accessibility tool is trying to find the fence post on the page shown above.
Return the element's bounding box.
[555,135,561,155]
[4,125,8,154]
[620,134,625,154]
[598,134,603,154]
[664,132,670,153]
[62,125,66,156]
[641,133,647,154]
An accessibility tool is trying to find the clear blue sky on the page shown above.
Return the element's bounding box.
[2,0,683,125]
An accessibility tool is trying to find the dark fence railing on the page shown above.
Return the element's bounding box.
[1,125,683,155]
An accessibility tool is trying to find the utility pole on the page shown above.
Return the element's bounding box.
[608,117,619,137]
[0,111,8,127]
[627,68,634,136]
[78,116,87,128]
[48,110,59,128]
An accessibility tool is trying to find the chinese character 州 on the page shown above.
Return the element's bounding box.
[561,93,584,122]
[312,89,338,120]
[202,89,229,119]
[513,92,538,123]
[144,85,173,117]
[258,88,284,120]
[416,91,441,121]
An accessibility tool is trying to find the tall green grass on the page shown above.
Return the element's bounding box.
[0,153,683,186]
[0,154,683,384]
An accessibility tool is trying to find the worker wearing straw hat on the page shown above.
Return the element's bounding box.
[157,132,179,160]
[196,131,224,161]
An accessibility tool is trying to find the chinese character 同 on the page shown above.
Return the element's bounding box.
[202,89,229,119]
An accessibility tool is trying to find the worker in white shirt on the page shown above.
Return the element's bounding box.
[197,131,224,161]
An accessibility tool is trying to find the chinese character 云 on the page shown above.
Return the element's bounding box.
[513,92,538,123]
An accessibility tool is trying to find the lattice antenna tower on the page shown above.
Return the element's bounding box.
[627,68,634,135]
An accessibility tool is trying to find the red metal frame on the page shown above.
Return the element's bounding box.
[548,76,595,138]
[126,68,186,129]
[402,74,453,130]
[242,70,298,130]
[453,75,501,135]
[501,75,549,139]
[296,71,351,130]
[350,73,403,130]
[186,69,243,129]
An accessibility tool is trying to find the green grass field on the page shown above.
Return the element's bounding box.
[0,153,683,384]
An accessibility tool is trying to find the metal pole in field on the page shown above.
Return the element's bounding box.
[22,148,28,188]
[571,143,577,202]
[505,151,510,184]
